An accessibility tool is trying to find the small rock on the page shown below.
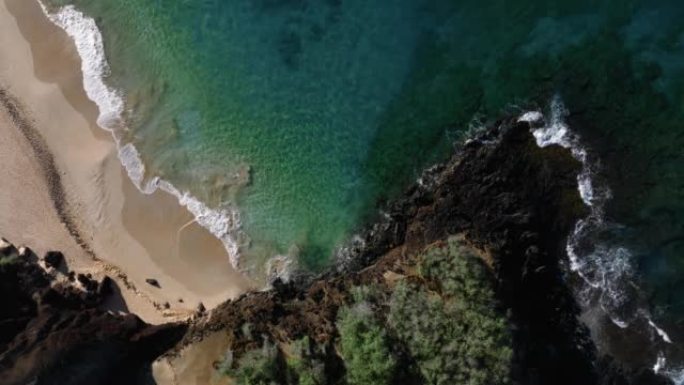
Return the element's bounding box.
[68,271,76,282]
[97,276,113,297]
[196,302,206,314]
[178,298,184,303]
[77,273,98,291]
[163,302,170,309]
[77,273,89,286]
[43,251,64,269]
[0,238,18,258]
[145,278,160,288]
[18,246,36,259]
[0,237,11,248]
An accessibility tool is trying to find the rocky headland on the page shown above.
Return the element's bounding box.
[0,118,671,385]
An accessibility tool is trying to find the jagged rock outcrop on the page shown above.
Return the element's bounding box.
[0,119,670,384]
[173,119,670,385]
[0,241,186,385]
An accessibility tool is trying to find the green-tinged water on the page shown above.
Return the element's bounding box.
[49,0,470,272]
[45,1,684,367]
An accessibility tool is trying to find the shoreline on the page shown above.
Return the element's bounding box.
[38,0,247,274]
[0,0,253,323]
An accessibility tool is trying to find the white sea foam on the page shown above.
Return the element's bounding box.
[517,110,544,123]
[669,369,684,385]
[39,2,243,270]
[654,354,684,385]
[39,3,124,131]
[648,317,673,344]
[655,353,668,373]
[154,178,241,268]
[117,143,146,187]
[525,95,678,379]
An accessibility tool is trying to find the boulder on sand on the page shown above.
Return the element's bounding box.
[0,238,18,259]
[43,251,64,269]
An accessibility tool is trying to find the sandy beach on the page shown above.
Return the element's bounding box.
[0,0,253,323]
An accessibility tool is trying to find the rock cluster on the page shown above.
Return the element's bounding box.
[0,239,186,385]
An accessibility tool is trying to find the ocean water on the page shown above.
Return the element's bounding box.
[41,0,684,377]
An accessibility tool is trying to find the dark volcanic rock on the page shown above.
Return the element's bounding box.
[0,119,670,385]
[174,119,669,385]
[98,276,113,297]
[196,302,206,314]
[0,240,187,385]
[77,273,99,292]
[0,238,18,259]
[145,278,160,288]
[43,251,64,269]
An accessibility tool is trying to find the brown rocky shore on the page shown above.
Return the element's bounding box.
[0,118,671,385]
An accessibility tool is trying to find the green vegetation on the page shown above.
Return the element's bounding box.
[0,255,18,266]
[218,337,331,385]
[218,238,511,385]
[285,337,329,385]
[336,304,397,385]
[218,341,283,385]
[389,239,512,384]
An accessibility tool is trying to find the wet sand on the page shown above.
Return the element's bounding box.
[153,332,232,385]
[0,0,253,323]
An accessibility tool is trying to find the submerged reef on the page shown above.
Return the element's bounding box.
[0,118,672,384]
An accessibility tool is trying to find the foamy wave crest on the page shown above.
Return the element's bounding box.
[39,3,123,130]
[521,95,677,378]
[654,353,684,385]
[118,143,146,187]
[39,2,243,269]
[118,144,241,267]
[154,178,241,268]
[523,95,638,325]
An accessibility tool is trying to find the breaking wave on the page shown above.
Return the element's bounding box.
[519,95,680,382]
[38,2,243,269]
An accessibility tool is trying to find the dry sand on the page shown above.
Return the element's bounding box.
[0,0,254,324]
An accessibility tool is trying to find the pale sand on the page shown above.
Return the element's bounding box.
[0,0,254,324]
[153,332,233,385]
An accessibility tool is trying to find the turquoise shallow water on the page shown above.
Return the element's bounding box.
[45,0,684,366]
[49,0,468,271]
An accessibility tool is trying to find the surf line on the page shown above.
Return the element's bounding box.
[518,95,678,379]
[37,1,244,270]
